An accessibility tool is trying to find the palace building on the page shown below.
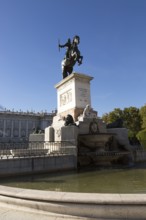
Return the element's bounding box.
[0,110,55,142]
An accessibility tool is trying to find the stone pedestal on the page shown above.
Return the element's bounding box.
[61,126,79,145]
[55,72,93,121]
[107,128,130,146]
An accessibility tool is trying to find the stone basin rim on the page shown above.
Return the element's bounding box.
[0,185,146,205]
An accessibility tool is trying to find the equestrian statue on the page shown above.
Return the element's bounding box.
[59,35,83,79]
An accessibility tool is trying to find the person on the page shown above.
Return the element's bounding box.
[59,35,83,78]
[59,36,80,58]
[59,38,71,59]
[71,36,82,65]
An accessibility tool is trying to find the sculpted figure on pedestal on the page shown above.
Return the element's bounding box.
[59,35,83,79]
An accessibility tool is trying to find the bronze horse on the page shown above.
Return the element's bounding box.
[59,36,83,79]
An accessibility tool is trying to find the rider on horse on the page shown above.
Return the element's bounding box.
[59,36,83,79]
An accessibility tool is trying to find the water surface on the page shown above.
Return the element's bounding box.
[1,164,146,193]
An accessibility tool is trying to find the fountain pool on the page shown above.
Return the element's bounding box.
[1,164,146,193]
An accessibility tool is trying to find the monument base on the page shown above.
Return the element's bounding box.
[55,72,93,121]
[44,72,133,168]
[58,107,98,122]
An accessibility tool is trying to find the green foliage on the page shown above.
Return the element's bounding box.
[139,105,146,129]
[128,130,135,138]
[108,108,123,123]
[136,129,146,149]
[102,113,109,124]
[123,107,142,136]
[102,108,123,124]
[101,106,142,139]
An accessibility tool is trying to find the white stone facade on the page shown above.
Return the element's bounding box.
[55,72,93,115]
[0,111,54,142]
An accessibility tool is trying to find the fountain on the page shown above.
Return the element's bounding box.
[0,37,146,219]
[44,72,134,168]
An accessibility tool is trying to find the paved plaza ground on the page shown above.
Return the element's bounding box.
[0,202,96,220]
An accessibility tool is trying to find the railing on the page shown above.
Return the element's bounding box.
[0,141,77,159]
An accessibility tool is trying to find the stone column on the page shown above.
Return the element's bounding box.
[26,120,29,139]
[19,120,21,138]
[3,119,6,138]
[11,120,14,138]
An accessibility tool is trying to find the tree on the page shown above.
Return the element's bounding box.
[102,113,109,124]
[102,108,123,124]
[139,104,146,129]
[122,107,142,137]
[136,129,146,149]
[108,108,123,123]
[102,106,142,139]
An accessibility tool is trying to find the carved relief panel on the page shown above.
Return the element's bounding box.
[60,89,72,107]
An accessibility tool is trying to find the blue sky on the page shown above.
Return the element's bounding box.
[0,0,146,116]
